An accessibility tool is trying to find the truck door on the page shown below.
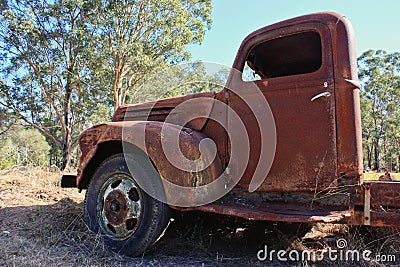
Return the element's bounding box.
[228,23,337,192]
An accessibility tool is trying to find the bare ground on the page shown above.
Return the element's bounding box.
[0,167,399,267]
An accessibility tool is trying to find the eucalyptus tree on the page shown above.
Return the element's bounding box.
[358,50,400,171]
[91,0,212,110]
[0,0,212,169]
[0,0,108,169]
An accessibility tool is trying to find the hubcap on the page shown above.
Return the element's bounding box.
[97,174,143,240]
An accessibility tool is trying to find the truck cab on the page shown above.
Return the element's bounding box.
[61,12,400,257]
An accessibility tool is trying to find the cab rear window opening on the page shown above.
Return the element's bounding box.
[242,31,323,81]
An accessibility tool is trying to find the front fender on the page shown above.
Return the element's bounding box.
[77,121,223,193]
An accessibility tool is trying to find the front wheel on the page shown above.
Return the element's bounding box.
[85,153,170,257]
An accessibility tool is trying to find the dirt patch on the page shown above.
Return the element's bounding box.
[1,167,399,266]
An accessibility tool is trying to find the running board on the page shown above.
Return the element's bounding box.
[191,203,351,223]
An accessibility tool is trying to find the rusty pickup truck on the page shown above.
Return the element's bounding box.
[61,12,400,256]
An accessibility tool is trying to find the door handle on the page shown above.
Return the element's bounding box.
[311,91,332,102]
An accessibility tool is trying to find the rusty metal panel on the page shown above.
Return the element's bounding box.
[228,21,338,193]
[179,188,351,223]
[232,12,353,73]
[351,211,400,227]
[185,203,350,224]
[368,211,400,227]
[331,14,363,178]
[200,91,230,167]
[229,12,363,184]
[366,181,400,208]
[76,121,223,204]
[112,92,215,132]
[349,181,400,226]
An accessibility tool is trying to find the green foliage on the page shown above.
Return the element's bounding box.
[358,50,400,171]
[131,61,228,103]
[0,0,110,169]
[0,0,212,169]
[0,125,50,168]
[89,0,213,109]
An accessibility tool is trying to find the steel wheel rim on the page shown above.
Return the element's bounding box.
[97,173,144,240]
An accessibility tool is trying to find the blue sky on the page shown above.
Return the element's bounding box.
[188,0,400,66]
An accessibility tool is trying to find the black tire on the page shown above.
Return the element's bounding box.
[85,153,170,257]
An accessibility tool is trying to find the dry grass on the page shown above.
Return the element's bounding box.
[0,167,112,266]
[0,167,399,266]
[290,223,400,266]
[0,167,225,266]
[364,172,400,181]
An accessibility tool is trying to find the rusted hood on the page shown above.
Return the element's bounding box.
[112,92,216,131]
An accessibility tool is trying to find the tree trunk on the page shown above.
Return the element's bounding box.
[61,133,72,170]
[113,76,120,111]
[374,141,380,171]
[368,149,372,169]
[62,74,73,170]
[398,154,400,172]
[366,145,372,169]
